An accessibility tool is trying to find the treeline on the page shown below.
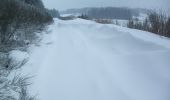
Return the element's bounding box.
[127,11,170,38]
[61,8,89,15]
[47,9,60,18]
[87,7,132,20]
[0,0,53,100]
[61,7,149,20]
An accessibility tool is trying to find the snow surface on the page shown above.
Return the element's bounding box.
[23,18,170,100]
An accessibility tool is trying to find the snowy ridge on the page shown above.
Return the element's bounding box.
[24,18,170,100]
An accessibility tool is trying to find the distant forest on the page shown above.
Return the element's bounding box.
[61,7,149,20]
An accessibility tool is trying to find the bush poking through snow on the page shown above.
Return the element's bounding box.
[0,75,36,100]
[0,51,36,100]
[19,87,36,100]
[0,50,35,100]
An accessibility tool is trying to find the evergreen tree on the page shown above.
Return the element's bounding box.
[166,18,170,37]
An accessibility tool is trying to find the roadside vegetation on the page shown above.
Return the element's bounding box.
[127,11,170,38]
[0,0,53,99]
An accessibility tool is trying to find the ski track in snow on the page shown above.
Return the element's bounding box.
[24,18,170,100]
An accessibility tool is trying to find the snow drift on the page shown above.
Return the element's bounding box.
[23,18,170,100]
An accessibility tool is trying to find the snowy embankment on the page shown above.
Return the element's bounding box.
[22,18,170,100]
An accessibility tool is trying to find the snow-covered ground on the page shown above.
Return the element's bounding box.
[23,18,170,100]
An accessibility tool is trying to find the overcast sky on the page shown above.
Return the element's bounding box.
[42,0,170,11]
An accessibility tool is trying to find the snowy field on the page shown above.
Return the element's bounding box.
[21,18,170,100]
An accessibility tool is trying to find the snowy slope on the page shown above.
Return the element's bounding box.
[24,18,170,100]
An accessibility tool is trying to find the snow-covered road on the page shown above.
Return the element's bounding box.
[25,19,170,100]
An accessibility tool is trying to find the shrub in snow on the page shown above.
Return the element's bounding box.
[0,75,36,100]
[0,51,35,100]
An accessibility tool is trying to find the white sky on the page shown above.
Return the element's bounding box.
[42,0,170,12]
